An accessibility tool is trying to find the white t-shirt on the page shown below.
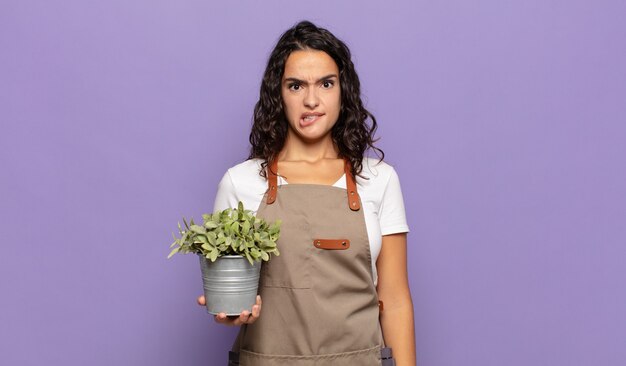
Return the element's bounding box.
[213,157,409,286]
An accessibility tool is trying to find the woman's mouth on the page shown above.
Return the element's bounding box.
[300,113,324,127]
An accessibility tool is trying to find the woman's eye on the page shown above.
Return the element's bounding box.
[288,84,301,91]
[322,81,334,89]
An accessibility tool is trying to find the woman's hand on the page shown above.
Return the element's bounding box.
[197,295,262,326]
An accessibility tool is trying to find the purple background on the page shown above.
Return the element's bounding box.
[1,1,625,365]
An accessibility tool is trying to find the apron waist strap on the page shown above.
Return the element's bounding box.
[228,351,239,366]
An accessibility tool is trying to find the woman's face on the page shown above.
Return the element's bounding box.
[281,49,341,144]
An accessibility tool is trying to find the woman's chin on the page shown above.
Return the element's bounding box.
[286,124,334,144]
[295,130,330,143]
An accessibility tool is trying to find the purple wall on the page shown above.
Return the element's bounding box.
[2,1,625,365]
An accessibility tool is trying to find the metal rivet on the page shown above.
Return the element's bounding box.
[352,202,357,206]
[350,191,355,195]
[271,186,276,190]
[342,241,347,246]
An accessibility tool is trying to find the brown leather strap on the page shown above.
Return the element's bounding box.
[379,300,384,312]
[344,159,361,211]
[265,158,361,211]
[266,158,278,204]
[313,239,350,250]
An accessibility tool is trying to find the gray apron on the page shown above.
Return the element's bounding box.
[228,159,396,366]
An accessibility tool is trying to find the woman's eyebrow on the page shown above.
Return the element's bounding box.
[283,74,338,84]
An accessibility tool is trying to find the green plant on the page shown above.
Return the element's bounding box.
[168,201,281,265]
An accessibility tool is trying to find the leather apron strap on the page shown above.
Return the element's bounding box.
[265,158,361,211]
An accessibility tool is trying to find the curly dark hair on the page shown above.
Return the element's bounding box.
[248,20,384,180]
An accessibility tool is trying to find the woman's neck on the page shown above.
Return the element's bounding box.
[279,133,340,163]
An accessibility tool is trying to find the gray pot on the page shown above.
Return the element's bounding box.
[198,254,262,316]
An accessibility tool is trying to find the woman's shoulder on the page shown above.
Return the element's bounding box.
[224,158,266,185]
[353,157,401,202]
[214,159,266,212]
[226,158,263,175]
[358,156,399,184]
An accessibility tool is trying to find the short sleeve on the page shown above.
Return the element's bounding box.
[213,171,239,212]
[379,168,410,235]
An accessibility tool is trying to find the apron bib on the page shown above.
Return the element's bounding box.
[228,159,395,366]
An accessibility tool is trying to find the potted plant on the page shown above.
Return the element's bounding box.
[168,201,281,315]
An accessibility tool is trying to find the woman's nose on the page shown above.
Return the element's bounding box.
[303,89,320,108]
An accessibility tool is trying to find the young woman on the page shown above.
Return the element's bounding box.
[197,21,416,366]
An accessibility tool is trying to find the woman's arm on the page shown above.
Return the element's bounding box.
[376,232,416,366]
